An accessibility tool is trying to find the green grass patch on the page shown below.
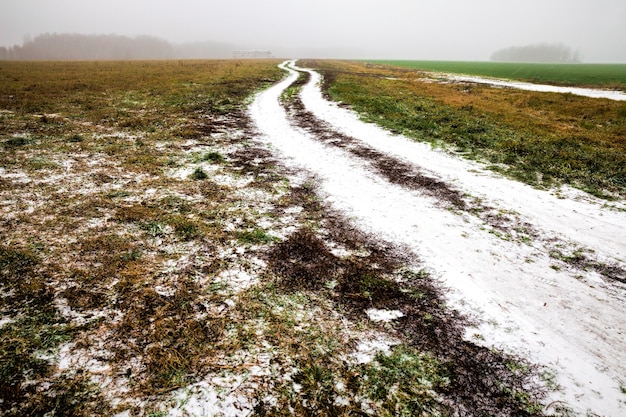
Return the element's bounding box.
[369,60,626,90]
[189,166,209,180]
[169,216,202,241]
[0,246,83,413]
[193,151,225,164]
[363,346,448,416]
[140,220,167,237]
[236,227,279,244]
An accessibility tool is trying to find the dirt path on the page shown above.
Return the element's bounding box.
[249,61,626,416]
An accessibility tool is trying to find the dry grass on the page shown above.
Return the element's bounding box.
[0,59,287,415]
[303,60,626,199]
[1,60,548,416]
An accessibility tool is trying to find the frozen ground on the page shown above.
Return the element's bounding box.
[249,61,626,416]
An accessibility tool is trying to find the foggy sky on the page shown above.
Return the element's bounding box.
[2,0,625,62]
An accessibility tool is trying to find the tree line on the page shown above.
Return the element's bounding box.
[0,33,236,60]
[491,43,581,63]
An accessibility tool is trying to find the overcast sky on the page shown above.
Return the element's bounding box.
[1,0,625,62]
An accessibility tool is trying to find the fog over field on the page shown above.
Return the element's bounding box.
[1,0,625,62]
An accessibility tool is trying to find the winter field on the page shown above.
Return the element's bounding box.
[367,61,626,92]
[1,59,625,416]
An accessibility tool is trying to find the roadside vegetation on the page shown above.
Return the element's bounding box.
[368,60,626,90]
[2,60,554,416]
[303,60,626,199]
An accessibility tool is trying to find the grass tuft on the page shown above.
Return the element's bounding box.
[236,227,279,244]
[363,346,448,416]
[196,151,225,164]
[190,166,209,180]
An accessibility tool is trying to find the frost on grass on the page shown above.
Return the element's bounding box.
[1,60,552,417]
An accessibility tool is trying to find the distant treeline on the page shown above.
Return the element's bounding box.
[491,43,581,63]
[0,33,237,60]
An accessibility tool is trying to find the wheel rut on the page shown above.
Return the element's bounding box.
[249,60,626,416]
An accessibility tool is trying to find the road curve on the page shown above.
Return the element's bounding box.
[294,62,626,263]
[249,60,626,416]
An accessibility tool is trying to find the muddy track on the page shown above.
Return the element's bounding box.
[250,60,626,416]
[209,108,547,414]
[285,71,469,211]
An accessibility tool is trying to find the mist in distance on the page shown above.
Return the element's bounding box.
[1,0,625,62]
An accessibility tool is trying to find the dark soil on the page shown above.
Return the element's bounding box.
[265,182,546,416]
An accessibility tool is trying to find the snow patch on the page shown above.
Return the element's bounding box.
[167,376,255,417]
[352,335,400,364]
[365,308,405,322]
[217,268,259,292]
[442,73,626,101]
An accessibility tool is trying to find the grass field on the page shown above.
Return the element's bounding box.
[367,60,626,90]
[0,60,291,415]
[305,60,626,199]
[1,60,549,416]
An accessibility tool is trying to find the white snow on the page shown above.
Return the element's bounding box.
[0,317,14,328]
[248,60,626,416]
[167,377,255,417]
[352,335,400,365]
[365,308,405,322]
[442,73,626,101]
[217,268,259,292]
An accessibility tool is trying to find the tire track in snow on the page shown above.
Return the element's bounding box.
[296,62,626,264]
[250,61,626,416]
[283,70,626,285]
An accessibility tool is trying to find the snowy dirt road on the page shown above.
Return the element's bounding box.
[249,61,626,416]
